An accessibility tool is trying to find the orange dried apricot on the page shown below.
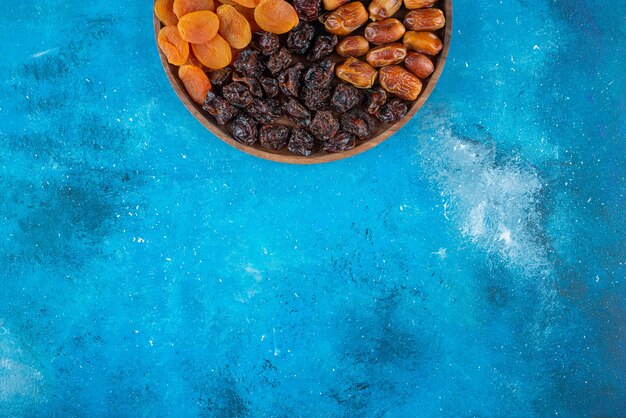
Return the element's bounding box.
[231,0,260,7]
[179,65,212,104]
[155,0,179,26]
[157,25,190,65]
[217,5,252,49]
[184,49,204,67]
[173,0,215,18]
[234,5,261,32]
[254,0,299,34]
[192,34,233,69]
[177,11,219,44]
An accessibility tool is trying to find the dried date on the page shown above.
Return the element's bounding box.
[229,114,259,145]
[259,123,290,149]
[310,110,340,140]
[331,83,362,113]
[287,22,316,55]
[288,127,316,156]
[341,108,375,139]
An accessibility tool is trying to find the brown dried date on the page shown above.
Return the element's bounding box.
[404,8,446,31]
[283,98,312,126]
[255,31,280,55]
[403,0,436,9]
[266,47,294,76]
[222,82,254,107]
[278,62,305,96]
[310,110,340,140]
[340,108,375,139]
[321,2,368,36]
[322,0,349,11]
[308,35,338,61]
[365,43,407,68]
[404,52,434,79]
[288,127,316,156]
[203,91,239,125]
[321,131,355,152]
[248,98,282,123]
[336,35,370,57]
[363,87,387,115]
[378,65,422,101]
[293,0,321,21]
[403,31,443,56]
[335,57,378,89]
[375,98,407,123]
[287,22,315,54]
[303,59,335,88]
[368,0,402,21]
[233,49,265,77]
[364,18,406,45]
[229,113,258,145]
[260,77,280,98]
[331,83,362,113]
[301,86,331,110]
[259,123,290,150]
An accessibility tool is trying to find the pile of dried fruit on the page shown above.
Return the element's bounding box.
[155,0,446,156]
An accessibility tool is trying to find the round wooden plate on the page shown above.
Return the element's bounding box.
[154,0,452,164]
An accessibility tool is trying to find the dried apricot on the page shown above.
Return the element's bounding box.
[158,25,190,65]
[155,0,179,26]
[173,0,214,18]
[233,5,261,32]
[179,65,212,104]
[217,5,252,49]
[231,0,260,7]
[254,0,299,34]
[178,11,219,43]
[192,34,233,69]
[403,31,442,55]
[379,65,422,100]
[184,49,204,67]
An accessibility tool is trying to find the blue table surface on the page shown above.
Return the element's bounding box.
[0,0,624,416]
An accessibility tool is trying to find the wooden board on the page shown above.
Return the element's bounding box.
[154,0,453,164]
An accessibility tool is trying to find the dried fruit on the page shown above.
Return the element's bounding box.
[404,8,445,31]
[177,11,219,43]
[184,50,204,67]
[403,31,443,55]
[233,48,264,76]
[203,91,239,124]
[364,18,406,45]
[308,35,338,61]
[404,51,434,79]
[363,87,387,114]
[335,57,378,89]
[254,32,280,55]
[303,59,335,88]
[278,62,305,96]
[322,2,368,36]
[365,43,407,67]
[192,35,232,69]
[301,86,331,110]
[287,22,315,55]
[283,98,312,126]
[341,108,375,139]
[331,83,362,113]
[293,0,321,21]
[229,113,258,144]
[234,5,261,32]
[158,25,190,66]
[322,132,355,152]
[232,74,263,97]
[254,0,299,34]
[310,111,340,140]
[266,47,293,76]
[231,0,259,7]
[248,99,282,123]
[173,0,215,18]
[260,77,280,98]
[222,82,254,107]
[217,5,252,49]
[375,98,407,123]
[288,128,315,155]
[403,0,436,9]
[155,0,179,26]
[378,65,422,100]
[368,0,402,21]
[179,65,212,104]
[208,67,233,87]
[336,36,370,57]
[322,0,349,11]
[259,123,290,149]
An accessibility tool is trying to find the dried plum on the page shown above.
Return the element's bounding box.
[247,99,282,124]
[322,132,356,152]
[232,74,263,98]
[331,83,362,113]
[208,67,233,88]
[310,110,340,140]
[375,98,408,123]
[288,127,315,156]
[341,108,375,139]
[301,86,331,111]
[282,98,311,126]
[364,88,387,115]
[303,59,335,88]
[308,35,338,61]
[255,31,280,56]
[293,0,321,22]
[259,124,290,150]
[260,77,280,98]
[278,63,305,97]
[287,22,315,55]
[203,91,238,125]
[266,47,293,76]
[222,82,254,108]
[233,49,264,78]
[229,114,258,145]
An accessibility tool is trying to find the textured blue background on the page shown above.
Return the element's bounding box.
[0,0,624,416]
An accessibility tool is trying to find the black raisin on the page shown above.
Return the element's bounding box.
[282,98,312,126]
[222,82,254,108]
[266,47,293,76]
[375,98,408,123]
[322,132,356,153]
[293,0,321,21]
[247,99,282,124]
[259,124,290,150]
[203,91,238,125]
[341,108,375,139]
[331,83,362,113]
[260,77,280,98]
[308,35,338,61]
[364,88,387,115]
[278,63,305,97]
[229,114,258,145]
[208,67,233,88]
[310,110,340,141]
[288,127,316,156]
[255,31,280,56]
[303,59,335,89]
[233,49,264,78]
[232,74,263,98]
[301,86,331,111]
[287,22,315,55]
